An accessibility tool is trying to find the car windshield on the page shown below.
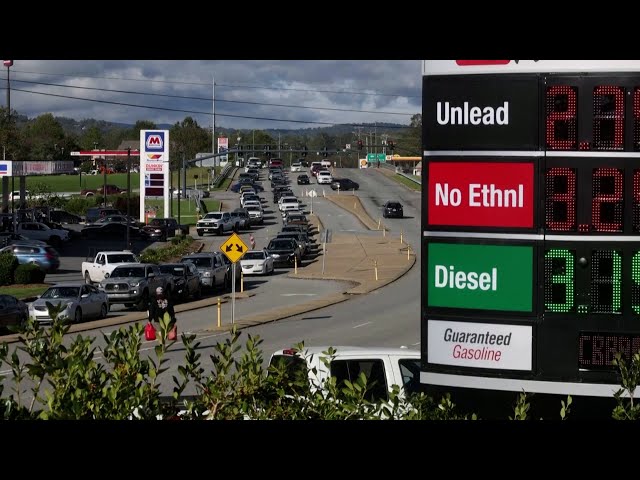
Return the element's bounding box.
[243,251,266,260]
[203,213,222,220]
[41,287,80,299]
[181,257,212,268]
[106,254,138,263]
[269,240,295,249]
[149,219,166,226]
[158,265,186,275]
[246,206,260,212]
[111,267,146,277]
[387,202,401,208]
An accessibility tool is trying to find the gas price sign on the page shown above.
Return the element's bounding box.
[422,62,640,396]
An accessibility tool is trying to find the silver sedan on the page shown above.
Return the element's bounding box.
[240,250,275,276]
[29,283,109,324]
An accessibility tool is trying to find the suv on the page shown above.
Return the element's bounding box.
[179,252,229,290]
[382,201,404,218]
[230,208,252,230]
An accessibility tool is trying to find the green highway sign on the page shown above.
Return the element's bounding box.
[427,243,533,312]
[367,153,387,163]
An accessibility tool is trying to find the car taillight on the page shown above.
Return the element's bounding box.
[282,349,298,356]
[45,252,55,260]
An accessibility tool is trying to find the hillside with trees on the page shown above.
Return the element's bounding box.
[0,108,420,169]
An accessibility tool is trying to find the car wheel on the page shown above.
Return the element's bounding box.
[100,303,108,319]
[84,271,92,284]
[197,229,204,236]
[74,308,82,324]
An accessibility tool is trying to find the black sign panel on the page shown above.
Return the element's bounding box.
[423,75,539,151]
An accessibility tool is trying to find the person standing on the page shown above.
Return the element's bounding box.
[148,286,177,335]
[249,233,256,250]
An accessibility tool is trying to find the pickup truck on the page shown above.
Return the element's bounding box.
[82,250,141,284]
[196,212,234,236]
[268,346,421,404]
[80,184,127,197]
[99,263,172,311]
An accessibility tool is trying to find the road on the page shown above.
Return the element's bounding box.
[1,167,423,399]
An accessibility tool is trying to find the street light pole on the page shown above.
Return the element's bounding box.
[3,60,12,215]
[126,147,131,250]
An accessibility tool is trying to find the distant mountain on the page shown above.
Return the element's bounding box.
[37,115,410,138]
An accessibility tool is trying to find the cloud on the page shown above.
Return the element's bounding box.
[7,60,421,130]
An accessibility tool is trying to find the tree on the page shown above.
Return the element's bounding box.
[0,107,27,160]
[128,120,157,140]
[21,113,65,160]
[170,117,210,168]
[79,126,104,150]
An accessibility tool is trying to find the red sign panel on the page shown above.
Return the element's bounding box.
[428,162,534,228]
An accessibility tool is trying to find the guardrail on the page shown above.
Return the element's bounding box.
[379,162,422,185]
[397,172,422,185]
[212,163,235,188]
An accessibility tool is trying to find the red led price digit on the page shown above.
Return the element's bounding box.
[545,167,576,231]
[592,168,623,232]
[634,88,640,151]
[593,86,625,150]
[634,170,640,232]
[546,85,578,150]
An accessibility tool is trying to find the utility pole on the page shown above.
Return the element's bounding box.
[126,147,131,250]
[212,76,216,167]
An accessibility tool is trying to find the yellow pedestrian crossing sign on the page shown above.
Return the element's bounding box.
[220,232,249,263]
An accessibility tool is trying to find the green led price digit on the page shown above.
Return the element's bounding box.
[633,252,640,314]
[590,250,621,314]
[544,249,575,313]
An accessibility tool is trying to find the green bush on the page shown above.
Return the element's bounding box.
[14,264,46,284]
[140,235,195,264]
[0,252,19,286]
[65,197,96,216]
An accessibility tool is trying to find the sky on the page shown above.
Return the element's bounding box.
[4,60,422,131]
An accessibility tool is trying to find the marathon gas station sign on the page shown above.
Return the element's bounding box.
[139,130,170,223]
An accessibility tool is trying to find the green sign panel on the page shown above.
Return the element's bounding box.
[427,243,533,312]
[367,153,386,163]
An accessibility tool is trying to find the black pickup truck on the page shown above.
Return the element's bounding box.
[141,218,190,241]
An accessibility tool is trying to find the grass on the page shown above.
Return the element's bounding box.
[0,167,218,194]
[146,198,220,225]
[0,284,49,300]
[391,174,422,191]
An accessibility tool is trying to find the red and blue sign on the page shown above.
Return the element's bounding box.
[0,164,8,175]
[145,132,165,151]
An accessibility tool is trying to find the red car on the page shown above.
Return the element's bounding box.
[80,184,127,197]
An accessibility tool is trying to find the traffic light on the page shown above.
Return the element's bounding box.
[388,140,395,152]
[322,147,328,158]
[302,145,308,157]
[357,139,363,150]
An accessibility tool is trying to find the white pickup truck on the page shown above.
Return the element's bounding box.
[269,346,421,403]
[81,250,141,284]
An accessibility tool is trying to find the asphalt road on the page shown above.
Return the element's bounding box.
[0,167,423,399]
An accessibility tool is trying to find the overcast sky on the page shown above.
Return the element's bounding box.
[4,60,422,131]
